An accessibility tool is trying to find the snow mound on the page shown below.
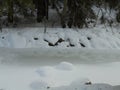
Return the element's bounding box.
[44,33,59,46]
[55,62,74,71]
[36,62,74,77]
[35,62,76,87]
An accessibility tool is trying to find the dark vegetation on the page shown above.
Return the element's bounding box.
[0,0,120,28]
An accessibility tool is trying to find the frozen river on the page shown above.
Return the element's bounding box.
[0,48,120,90]
[1,48,120,66]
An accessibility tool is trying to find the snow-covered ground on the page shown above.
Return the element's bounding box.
[0,25,120,49]
[0,48,120,90]
[1,26,120,90]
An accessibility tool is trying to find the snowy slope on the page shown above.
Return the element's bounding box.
[0,26,120,49]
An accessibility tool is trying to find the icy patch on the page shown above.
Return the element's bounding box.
[55,62,74,71]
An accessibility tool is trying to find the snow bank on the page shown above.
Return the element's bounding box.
[0,26,120,49]
[1,26,120,49]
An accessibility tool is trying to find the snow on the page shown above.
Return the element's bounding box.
[30,81,49,90]
[36,66,56,77]
[9,32,26,48]
[0,26,120,49]
[1,26,120,90]
[44,33,59,46]
[50,83,113,90]
[92,6,117,25]
[0,61,120,90]
[0,48,120,90]
[55,62,74,71]
[0,3,120,90]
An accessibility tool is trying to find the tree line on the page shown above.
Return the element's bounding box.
[0,0,120,28]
